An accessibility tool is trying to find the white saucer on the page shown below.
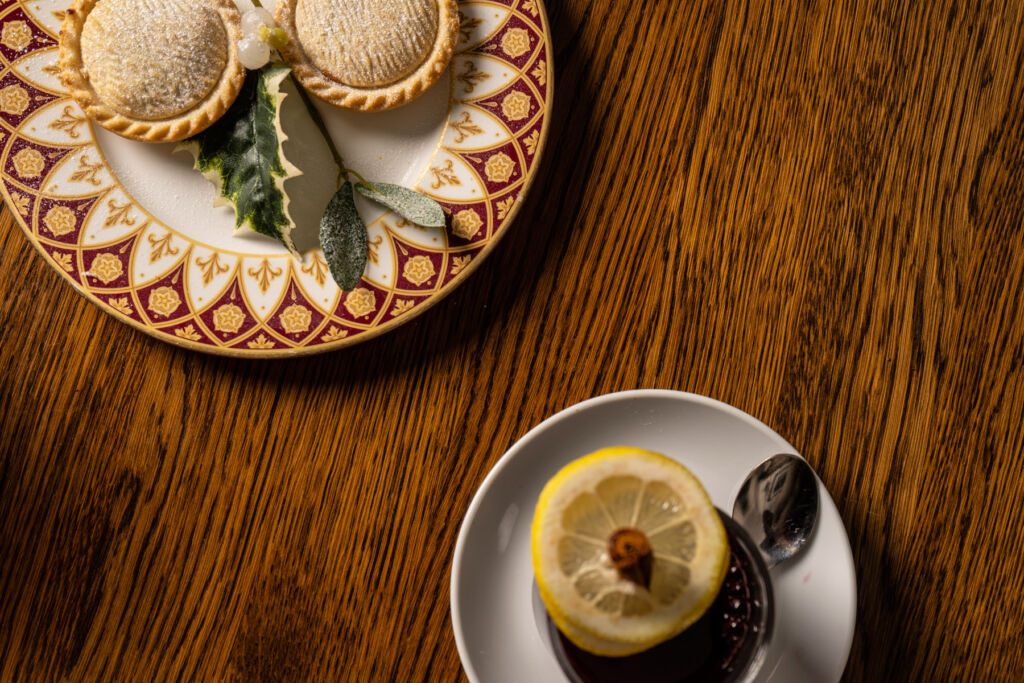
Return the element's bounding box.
[450,390,856,682]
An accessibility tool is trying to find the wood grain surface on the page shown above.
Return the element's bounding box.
[2,0,1023,680]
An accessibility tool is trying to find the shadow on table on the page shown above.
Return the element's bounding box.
[838,508,958,682]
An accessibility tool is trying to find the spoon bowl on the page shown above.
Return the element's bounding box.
[732,453,819,569]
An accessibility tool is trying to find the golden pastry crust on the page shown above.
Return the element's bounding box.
[276,0,459,112]
[59,0,246,143]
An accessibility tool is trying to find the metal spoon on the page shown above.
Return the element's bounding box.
[732,453,819,569]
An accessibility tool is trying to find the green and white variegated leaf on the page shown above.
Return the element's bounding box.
[355,181,446,228]
[180,64,302,255]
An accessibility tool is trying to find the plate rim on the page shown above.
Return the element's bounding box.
[450,388,857,682]
[2,0,555,358]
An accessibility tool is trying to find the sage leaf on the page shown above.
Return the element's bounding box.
[181,64,301,254]
[320,182,367,291]
[355,181,446,228]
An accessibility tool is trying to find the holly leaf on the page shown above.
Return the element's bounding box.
[180,64,301,254]
[320,182,367,291]
[355,181,446,227]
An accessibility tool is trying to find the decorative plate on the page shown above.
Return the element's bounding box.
[0,0,551,356]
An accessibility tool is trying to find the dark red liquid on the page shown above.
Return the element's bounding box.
[548,514,772,683]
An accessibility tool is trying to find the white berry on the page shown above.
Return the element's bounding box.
[237,36,271,70]
[241,7,274,37]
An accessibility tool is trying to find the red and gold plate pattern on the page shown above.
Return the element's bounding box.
[0,0,552,356]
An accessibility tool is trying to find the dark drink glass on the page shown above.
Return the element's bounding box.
[547,512,773,683]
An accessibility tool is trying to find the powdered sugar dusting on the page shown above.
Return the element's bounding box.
[295,0,438,88]
[81,0,229,120]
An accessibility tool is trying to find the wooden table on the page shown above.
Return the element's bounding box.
[2,0,1023,680]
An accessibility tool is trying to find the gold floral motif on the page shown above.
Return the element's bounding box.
[450,254,472,275]
[501,28,531,59]
[367,234,384,265]
[49,105,88,139]
[10,192,29,216]
[195,252,228,284]
[147,231,180,263]
[458,11,483,43]
[212,303,245,334]
[301,252,329,287]
[104,199,136,228]
[429,159,461,189]
[107,296,133,315]
[343,288,376,318]
[450,110,483,144]
[70,156,104,186]
[0,85,29,116]
[531,60,547,87]
[174,325,202,341]
[523,129,540,156]
[89,253,123,284]
[403,255,435,286]
[12,148,45,179]
[247,333,275,349]
[147,286,181,318]
[501,91,531,121]
[484,152,516,183]
[248,259,283,294]
[42,205,76,237]
[51,251,73,272]
[496,196,516,220]
[522,0,539,16]
[451,208,483,240]
[391,299,415,316]
[1,21,32,51]
[456,61,490,94]
[280,304,312,335]
[322,325,348,342]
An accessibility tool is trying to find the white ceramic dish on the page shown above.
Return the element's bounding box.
[451,390,856,683]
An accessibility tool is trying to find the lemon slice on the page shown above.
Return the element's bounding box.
[531,447,728,656]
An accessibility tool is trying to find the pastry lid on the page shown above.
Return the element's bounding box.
[276,0,460,111]
[59,0,246,142]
